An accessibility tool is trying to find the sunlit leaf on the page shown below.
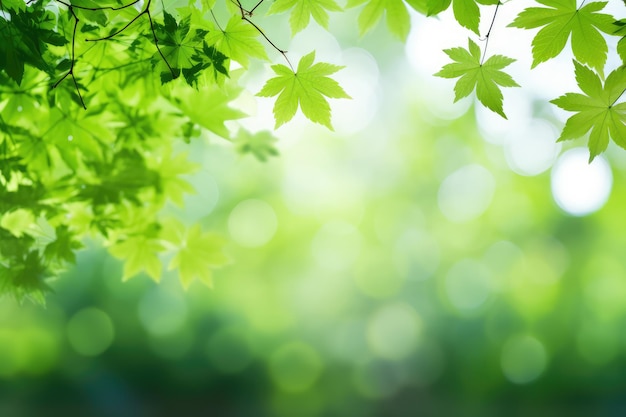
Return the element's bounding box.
[257,51,350,129]
[109,235,164,282]
[551,62,626,161]
[268,0,342,35]
[167,224,229,289]
[509,0,615,72]
[435,38,519,118]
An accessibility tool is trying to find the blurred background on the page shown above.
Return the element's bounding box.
[3,3,626,417]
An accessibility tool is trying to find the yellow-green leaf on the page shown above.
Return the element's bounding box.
[435,38,519,118]
[0,209,35,238]
[551,62,626,162]
[167,224,229,289]
[268,0,342,35]
[257,51,350,129]
[109,236,164,282]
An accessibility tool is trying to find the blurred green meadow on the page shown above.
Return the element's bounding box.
[4,11,626,417]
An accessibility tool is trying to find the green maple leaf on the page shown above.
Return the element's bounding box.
[72,0,108,25]
[1,251,51,305]
[268,0,342,35]
[0,208,35,238]
[346,0,411,40]
[44,225,84,265]
[168,79,246,138]
[551,62,626,162]
[425,0,499,35]
[0,6,66,85]
[109,235,164,282]
[509,0,615,72]
[235,129,279,162]
[205,16,268,68]
[405,0,428,15]
[202,42,229,78]
[162,221,228,289]
[257,51,350,129]
[614,19,626,64]
[435,38,519,118]
[152,151,199,206]
[155,11,197,69]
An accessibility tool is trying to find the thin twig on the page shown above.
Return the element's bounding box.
[480,1,500,66]
[55,0,141,11]
[243,16,293,70]
[146,3,176,77]
[85,9,145,41]
[230,0,293,70]
[53,6,86,109]
[249,0,266,16]
[82,0,176,79]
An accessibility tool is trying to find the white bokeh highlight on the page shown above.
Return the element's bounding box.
[331,48,380,135]
[504,120,561,176]
[444,259,492,313]
[551,148,613,216]
[438,164,496,223]
[228,199,278,247]
[367,303,423,360]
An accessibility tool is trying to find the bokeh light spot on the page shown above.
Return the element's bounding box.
[353,248,404,299]
[504,120,560,176]
[332,48,380,134]
[476,90,533,145]
[353,360,406,399]
[508,255,561,319]
[551,148,612,216]
[393,228,440,281]
[444,259,492,313]
[269,342,323,392]
[228,199,278,247]
[438,164,495,223]
[66,308,115,357]
[138,286,188,337]
[311,220,361,271]
[482,241,523,291]
[327,320,369,362]
[501,334,547,384]
[366,303,422,360]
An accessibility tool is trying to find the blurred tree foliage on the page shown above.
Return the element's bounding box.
[0,0,624,301]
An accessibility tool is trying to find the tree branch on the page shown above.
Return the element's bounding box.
[53,5,86,109]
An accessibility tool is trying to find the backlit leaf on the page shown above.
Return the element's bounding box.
[551,62,626,161]
[435,38,519,118]
[257,51,350,129]
[509,0,615,72]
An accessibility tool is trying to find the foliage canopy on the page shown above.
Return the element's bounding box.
[0,0,624,302]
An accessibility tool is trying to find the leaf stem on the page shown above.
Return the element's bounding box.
[611,87,626,107]
[249,0,266,15]
[480,1,500,66]
[232,0,293,70]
